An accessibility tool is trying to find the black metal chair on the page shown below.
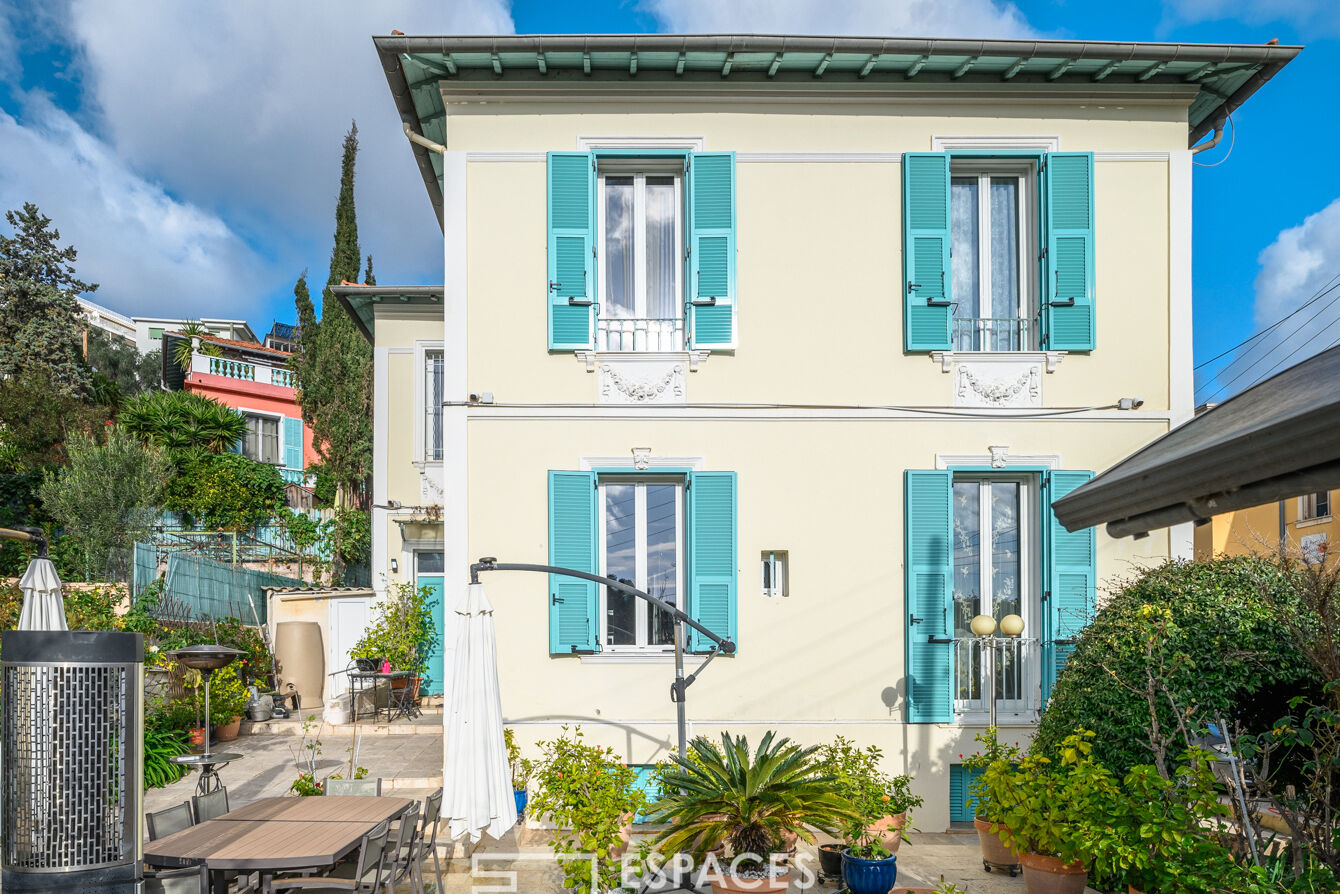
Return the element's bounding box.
[143,860,209,894]
[385,801,422,894]
[192,786,230,822]
[146,801,195,841]
[263,819,390,894]
[324,777,381,797]
[418,787,444,894]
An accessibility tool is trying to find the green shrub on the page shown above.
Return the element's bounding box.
[164,451,285,531]
[1033,557,1313,776]
[350,581,436,675]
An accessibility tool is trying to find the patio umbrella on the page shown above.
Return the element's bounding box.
[442,582,517,843]
[17,557,67,631]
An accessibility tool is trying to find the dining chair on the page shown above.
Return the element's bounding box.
[324,777,382,797]
[264,818,390,894]
[418,787,444,894]
[146,801,196,841]
[143,860,209,894]
[192,786,230,822]
[384,801,422,894]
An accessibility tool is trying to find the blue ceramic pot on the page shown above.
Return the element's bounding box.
[842,848,898,894]
[514,788,528,817]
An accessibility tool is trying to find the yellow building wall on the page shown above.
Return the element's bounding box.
[1196,492,1339,563]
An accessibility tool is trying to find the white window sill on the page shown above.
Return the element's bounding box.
[1297,516,1332,529]
[930,350,1066,373]
[579,651,677,664]
[949,712,1039,727]
[575,350,711,372]
[412,460,444,470]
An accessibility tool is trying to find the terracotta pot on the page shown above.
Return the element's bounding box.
[973,816,1020,873]
[1128,887,1147,894]
[188,727,206,746]
[214,716,242,741]
[1019,852,1088,894]
[867,811,907,853]
[708,867,790,893]
[608,812,635,859]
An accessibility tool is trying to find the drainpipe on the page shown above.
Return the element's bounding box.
[403,122,445,155]
[1192,117,1225,155]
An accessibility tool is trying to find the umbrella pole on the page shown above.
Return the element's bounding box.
[674,623,687,757]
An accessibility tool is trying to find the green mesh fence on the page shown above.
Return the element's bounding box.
[132,541,159,597]
[161,553,304,625]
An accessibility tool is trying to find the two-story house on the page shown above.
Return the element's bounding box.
[339,33,1297,829]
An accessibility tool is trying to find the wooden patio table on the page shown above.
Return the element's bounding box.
[143,795,411,894]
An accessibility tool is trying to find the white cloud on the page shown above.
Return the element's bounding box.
[1200,198,1340,400]
[1162,1,1340,35]
[3,0,513,323]
[0,93,270,318]
[641,0,1036,38]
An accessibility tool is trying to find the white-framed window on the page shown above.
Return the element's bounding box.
[597,477,683,650]
[952,475,1040,718]
[597,164,685,352]
[761,550,788,598]
[950,160,1037,352]
[424,349,443,462]
[243,413,280,465]
[1300,491,1332,522]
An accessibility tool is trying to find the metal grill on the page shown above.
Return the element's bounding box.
[3,662,135,872]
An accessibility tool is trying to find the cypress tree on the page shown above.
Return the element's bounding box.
[292,123,373,512]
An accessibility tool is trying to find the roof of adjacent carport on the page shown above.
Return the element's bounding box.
[329,284,444,343]
[371,33,1300,225]
[1052,345,1340,539]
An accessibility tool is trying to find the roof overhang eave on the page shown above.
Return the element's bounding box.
[329,284,445,344]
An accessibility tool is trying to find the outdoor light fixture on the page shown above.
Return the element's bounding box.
[1000,613,1025,637]
[969,614,997,637]
[390,559,398,574]
[469,557,736,757]
[971,614,1026,728]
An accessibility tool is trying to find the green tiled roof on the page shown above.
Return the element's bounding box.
[330,284,443,342]
[373,34,1300,225]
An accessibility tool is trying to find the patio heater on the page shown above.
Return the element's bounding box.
[1,630,144,893]
[469,558,736,757]
[166,645,245,795]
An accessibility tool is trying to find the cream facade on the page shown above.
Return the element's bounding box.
[348,34,1297,830]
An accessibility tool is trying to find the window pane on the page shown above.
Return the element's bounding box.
[951,178,981,327]
[953,481,981,701]
[416,552,444,574]
[604,484,637,645]
[990,482,1022,701]
[645,484,678,646]
[645,177,678,322]
[604,177,635,318]
[989,179,1020,331]
[262,417,279,464]
[425,351,443,461]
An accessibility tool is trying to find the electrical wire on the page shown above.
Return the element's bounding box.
[1195,271,1340,371]
[447,400,1133,419]
[1234,313,1340,392]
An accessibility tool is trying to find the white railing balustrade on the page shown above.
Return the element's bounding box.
[194,352,296,388]
[597,317,685,352]
[953,317,1035,352]
[953,635,1038,711]
[209,356,256,381]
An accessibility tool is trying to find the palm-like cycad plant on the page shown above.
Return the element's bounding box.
[120,391,246,456]
[648,732,860,869]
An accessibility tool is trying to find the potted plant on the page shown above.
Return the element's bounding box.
[985,730,1118,894]
[182,667,207,747]
[351,581,437,690]
[816,735,923,894]
[209,664,250,741]
[647,732,859,893]
[962,727,1023,875]
[505,727,533,817]
[528,726,646,894]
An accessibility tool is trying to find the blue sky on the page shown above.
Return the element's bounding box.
[1,0,1337,402]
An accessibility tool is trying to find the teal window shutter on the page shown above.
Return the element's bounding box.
[687,152,736,350]
[1042,153,1095,351]
[949,765,982,822]
[282,416,303,471]
[1043,470,1096,701]
[687,471,737,652]
[902,153,952,351]
[548,470,598,654]
[905,470,953,722]
[547,152,596,351]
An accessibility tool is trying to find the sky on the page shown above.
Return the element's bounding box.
[0,0,1337,402]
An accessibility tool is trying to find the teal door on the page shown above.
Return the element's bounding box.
[416,551,445,696]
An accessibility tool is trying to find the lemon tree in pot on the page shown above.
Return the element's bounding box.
[647,732,858,894]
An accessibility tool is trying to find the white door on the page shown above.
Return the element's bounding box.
[328,597,371,692]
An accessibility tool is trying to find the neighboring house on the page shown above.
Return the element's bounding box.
[165,332,315,486]
[345,32,1296,829]
[1195,493,1335,564]
[77,297,136,344]
[132,316,258,355]
[265,321,300,354]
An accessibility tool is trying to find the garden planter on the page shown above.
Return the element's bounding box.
[513,788,528,817]
[890,888,937,894]
[841,848,898,894]
[215,716,242,741]
[708,867,790,893]
[188,726,206,747]
[1128,888,1146,894]
[1019,852,1088,894]
[145,667,171,701]
[817,843,844,881]
[974,816,1020,875]
[866,811,907,853]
